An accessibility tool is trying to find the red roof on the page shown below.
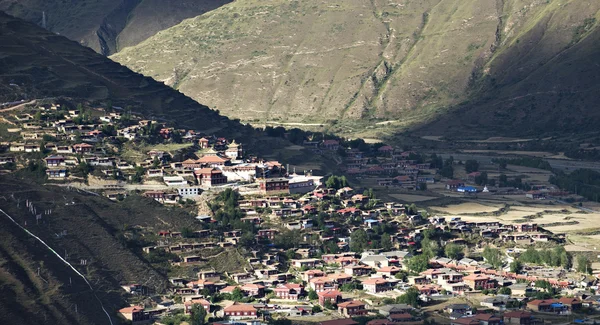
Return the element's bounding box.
[198,155,230,163]
[338,300,365,308]
[317,290,341,298]
[362,278,388,285]
[224,303,257,312]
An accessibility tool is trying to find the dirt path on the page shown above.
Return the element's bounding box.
[0,99,36,112]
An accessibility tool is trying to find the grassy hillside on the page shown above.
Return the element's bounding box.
[0,0,231,55]
[111,0,600,138]
[0,10,244,135]
[0,176,201,324]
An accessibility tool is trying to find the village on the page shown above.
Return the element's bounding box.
[1,101,600,325]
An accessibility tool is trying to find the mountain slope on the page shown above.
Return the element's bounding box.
[0,176,200,324]
[111,0,600,137]
[0,10,242,134]
[0,0,231,55]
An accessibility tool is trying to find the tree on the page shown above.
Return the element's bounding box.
[308,289,318,300]
[231,287,244,301]
[510,260,523,274]
[273,230,301,249]
[498,287,512,295]
[444,244,464,260]
[465,160,480,173]
[482,247,503,270]
[440,165,454,179]
[312,305,322,313]
[396,287,420,307]
[181,227,194,238]
[325,175,349,190]
[381,234,393,251]
[350,229,369,253]
[190,304,207,325]
[324,299,334,310]
[406,255,430,273]
[576,255,592,274]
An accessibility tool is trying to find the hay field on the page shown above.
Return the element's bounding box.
[430,202,504,214]
[390,194,438,202]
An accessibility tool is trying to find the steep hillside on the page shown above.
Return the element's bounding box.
[111,0,600,137]
[0,11,242,135]
[0,0,231,55]
[0,176,198,324]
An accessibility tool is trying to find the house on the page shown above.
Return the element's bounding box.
[184,299,211,314]
[309,276,337,292]
[44,155,65,167]
[558,297,582,311]
[194,168,228,187]
[377,266,402,278]
[73,143,94,153]
[317,290,342,306]
[118,306,148,323]
[197,154,231,167]
[273,283,304,300]
[345,265,372,277]
[503,311,534,325]
[444,304,472,317]
[463,274,496,290]
[361,255,389,268]
[526,299,567,313]
[338,300,368,316]
[303,269,325,281]
[362,278,392,293]
[224,303,258,320]
[446,180,465,190]
[241,283,265,297]
[292,259,319,269]
[163,175,188,187]
[178,187,202,197]
[46,168,67,179]
[378,304,414,316]
[259,178,290,194]
[322,140,340,150]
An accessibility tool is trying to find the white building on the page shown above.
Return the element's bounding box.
[177,187,202,197]
[163,176,188,187]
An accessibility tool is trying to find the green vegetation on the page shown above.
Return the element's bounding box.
[550,169,600,202]
[482,247,503,270]
[396,287,420,307]
[325,175,349,190]
[444,243,464,260]
[576,255,592,274]
[518,246,571,269]
[492,158,553,171]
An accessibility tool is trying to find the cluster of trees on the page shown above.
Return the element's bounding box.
[440,156,454,179]
[395,287,421,307]
[492,157,553,171]
[482,247,503,270]
[465,160,480,173]
[325,175,349,189]
[576,255,593,274]
[498,174,532,190]
[550,169,600,202]
[518,246,571,268]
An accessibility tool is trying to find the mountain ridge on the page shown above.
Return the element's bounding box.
[111,0,600,138]
[0,0,231,55]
